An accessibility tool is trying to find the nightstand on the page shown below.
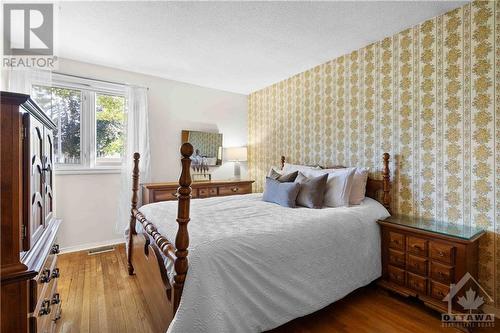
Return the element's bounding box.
[377,215,485,313]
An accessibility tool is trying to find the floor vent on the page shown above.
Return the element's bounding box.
[88,245,115,255]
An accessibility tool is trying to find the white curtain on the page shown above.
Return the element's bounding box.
[4,68,52,94]
[116,86,151,233]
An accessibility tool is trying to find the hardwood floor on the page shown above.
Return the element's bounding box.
[56,245,497,333]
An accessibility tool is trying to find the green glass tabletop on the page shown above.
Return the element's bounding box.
[381,215,485,240]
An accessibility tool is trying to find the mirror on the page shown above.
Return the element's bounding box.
[181,130,223,166]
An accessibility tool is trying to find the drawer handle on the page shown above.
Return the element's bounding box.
[438,251,445,257]
[412,245,423,251]
[438,271,448,278]
[390,273,400,280]
[231,187,239,192]
[51,244,60,254]
[39,300,51,316]
[40,269,51,283]
[51,293,60,305]
[391,239,400,245]
[437,290,445,297]
[51,268,60,279]
[412,263,420,269]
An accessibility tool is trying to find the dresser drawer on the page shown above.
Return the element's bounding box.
[388,232,405,251]
[152,189,179,202]
[407,272,427,294]
[35,254,58,307]
[407,236,428,257]
[430,280,450,301]
[218,183,252,196]
[407,254,427,276]
[430,261,454,284]
[388,249,405,268]
[429,241,455,265]
[36,279,58,333]
[198,187,218,198]
[208,187,218,196]
[387,265,405,286]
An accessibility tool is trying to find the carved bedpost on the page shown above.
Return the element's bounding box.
[382,153,391,214]
[281,156,285,170]
[128,152,140,275]
[173,143,193,312]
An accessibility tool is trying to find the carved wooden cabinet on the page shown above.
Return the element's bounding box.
[377,215,485,313]
[1,91,62,333]
[142,180,254,204]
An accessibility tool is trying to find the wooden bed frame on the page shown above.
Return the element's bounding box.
[127,143,391,332]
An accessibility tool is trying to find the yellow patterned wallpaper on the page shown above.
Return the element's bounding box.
[248,1,500,307]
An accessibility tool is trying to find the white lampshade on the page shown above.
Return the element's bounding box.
[225,146,247,162]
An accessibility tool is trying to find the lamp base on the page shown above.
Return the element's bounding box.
[233,161,241,179]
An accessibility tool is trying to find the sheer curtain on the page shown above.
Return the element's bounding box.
[116,86,151,234]
[5,68,52,94]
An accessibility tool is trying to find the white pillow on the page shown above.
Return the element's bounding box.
[323,168,356,207]
[282,163,318,175]
[349,167,369,205]
[320,166,369,205]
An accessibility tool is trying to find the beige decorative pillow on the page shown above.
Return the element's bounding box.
[323,168,356,207]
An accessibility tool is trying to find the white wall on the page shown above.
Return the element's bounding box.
[16,58,248,252]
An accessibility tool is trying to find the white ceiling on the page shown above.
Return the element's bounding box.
[57,1,466,94]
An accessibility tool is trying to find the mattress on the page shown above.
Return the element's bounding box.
[138,193,390,333]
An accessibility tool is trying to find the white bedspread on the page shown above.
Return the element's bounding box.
[139,193,390,333]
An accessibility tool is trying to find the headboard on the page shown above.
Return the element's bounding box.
[280,153,391,213]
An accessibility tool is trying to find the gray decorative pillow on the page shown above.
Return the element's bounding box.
[262,177,300,208]
[294,172,329,208]
[268,168,299,182]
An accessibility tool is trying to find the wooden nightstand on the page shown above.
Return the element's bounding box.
[142,179,255,205]
[377,215,485,313]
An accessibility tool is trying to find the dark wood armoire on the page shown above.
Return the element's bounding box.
[1,91,62,333]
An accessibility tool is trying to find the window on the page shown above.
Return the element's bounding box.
[31,75,126,173]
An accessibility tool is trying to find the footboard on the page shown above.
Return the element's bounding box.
[127,144,193,332]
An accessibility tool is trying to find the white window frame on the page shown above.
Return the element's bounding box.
[32,73,127,175]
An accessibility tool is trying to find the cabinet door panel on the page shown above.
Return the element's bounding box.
[43,129,54,224]
[30,117,45,244]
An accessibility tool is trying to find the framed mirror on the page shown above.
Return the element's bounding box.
[181,130,223,166]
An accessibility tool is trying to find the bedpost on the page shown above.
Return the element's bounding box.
[128,152,141,275]
[382,153,391,213]
[281,156,285,170]
[173,142,193,312]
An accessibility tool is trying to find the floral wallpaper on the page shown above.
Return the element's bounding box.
[248,1,500,307]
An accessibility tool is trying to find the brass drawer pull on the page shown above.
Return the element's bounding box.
[438,251,445,257]
[50,244,60,254]
[51,267,60,279]
[231,187,239,192]
[40,269,51,283]
[412,245,423,251]
[51,293,60,305]
[39,300,51,316]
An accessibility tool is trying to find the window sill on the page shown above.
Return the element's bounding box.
[55,168,122,175]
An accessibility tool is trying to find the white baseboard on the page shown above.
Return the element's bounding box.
[60,238,125,254]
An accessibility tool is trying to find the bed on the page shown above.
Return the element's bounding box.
[127,143,392,333]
